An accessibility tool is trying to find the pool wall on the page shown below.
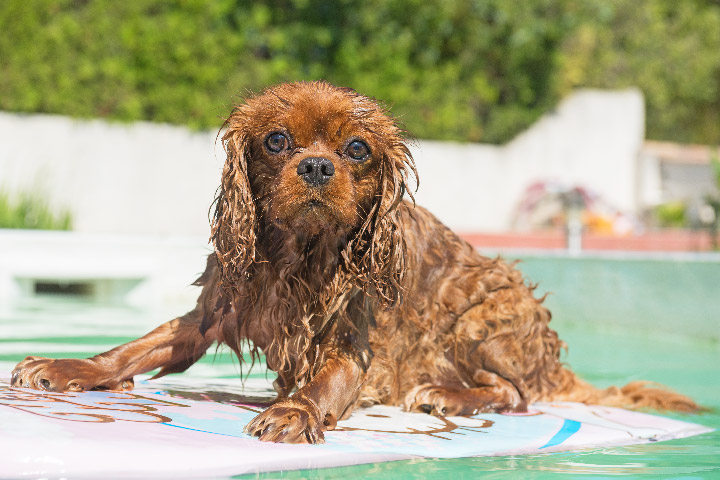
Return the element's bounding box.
[2,230,717,343]
[509,251,720,343]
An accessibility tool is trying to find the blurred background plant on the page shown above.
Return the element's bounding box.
[703,152,720,248]
[0,190,72,230]
[654,201,688,229]
[1,0,719,145]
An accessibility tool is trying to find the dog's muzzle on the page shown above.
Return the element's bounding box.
[297,157,335,187]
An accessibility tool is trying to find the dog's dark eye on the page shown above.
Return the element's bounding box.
[265,132,288,153]
[346,140,370,161]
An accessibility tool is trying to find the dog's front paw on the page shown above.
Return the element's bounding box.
[11,356,134,392]
[244,396,325,444]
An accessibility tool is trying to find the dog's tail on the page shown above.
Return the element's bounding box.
[555,370,701,413]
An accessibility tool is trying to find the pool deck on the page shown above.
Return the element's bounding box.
[0,229,209,315]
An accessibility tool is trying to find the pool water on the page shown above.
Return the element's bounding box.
[1,254,718,479]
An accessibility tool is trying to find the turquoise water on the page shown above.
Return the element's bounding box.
[1,254,718,478]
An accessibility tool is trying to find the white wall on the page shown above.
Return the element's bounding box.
[0,114,224,236]
[0,88,645,235]
[409,89,645,231]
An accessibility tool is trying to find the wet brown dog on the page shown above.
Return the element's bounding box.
[11,81,698,444]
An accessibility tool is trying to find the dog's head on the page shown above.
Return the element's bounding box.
[212,81,416,302]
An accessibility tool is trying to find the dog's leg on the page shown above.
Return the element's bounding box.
[244,294,372,444]
[244,350,366,443]
[11,311,216,392]
[401,283,557,416]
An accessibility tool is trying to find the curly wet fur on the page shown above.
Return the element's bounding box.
[203,82,697,413]
[11,81,700,445]
[208,82,416,387]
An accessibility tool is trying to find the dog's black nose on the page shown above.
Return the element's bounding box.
[297,157,335,186]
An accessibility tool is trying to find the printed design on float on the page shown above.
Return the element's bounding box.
[0,379,709,456]
[0,385,189,423]
[334,406,494,440]
[0,383,499,441]
[539,418,582,449]
[160,387,499,441]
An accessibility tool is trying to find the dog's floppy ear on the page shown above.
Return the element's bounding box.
[348,137,417,307]
[211,110,257,290]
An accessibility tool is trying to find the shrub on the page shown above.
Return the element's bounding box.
[0,190,72,230]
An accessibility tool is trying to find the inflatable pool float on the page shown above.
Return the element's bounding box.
[0,375,712,478]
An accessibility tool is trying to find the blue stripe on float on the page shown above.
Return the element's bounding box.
[539,419,582,449]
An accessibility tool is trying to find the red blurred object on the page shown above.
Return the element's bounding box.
[460,230,716,252]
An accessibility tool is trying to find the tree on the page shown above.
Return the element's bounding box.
[1,0,719,144]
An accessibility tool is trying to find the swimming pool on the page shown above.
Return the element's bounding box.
[1,253,718,478]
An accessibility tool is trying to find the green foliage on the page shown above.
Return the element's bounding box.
[707,149,720,249]
[710,149,720,188]
[654,201,687,228]
[1,0,719,144]
[556,1,720,144]
[0,190,72,230]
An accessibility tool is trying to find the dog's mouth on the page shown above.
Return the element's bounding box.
[299,199,337,221]
[268,189,359,236]
[302,194,338,210]
[273,197,337,226]
[275,199,349,237]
